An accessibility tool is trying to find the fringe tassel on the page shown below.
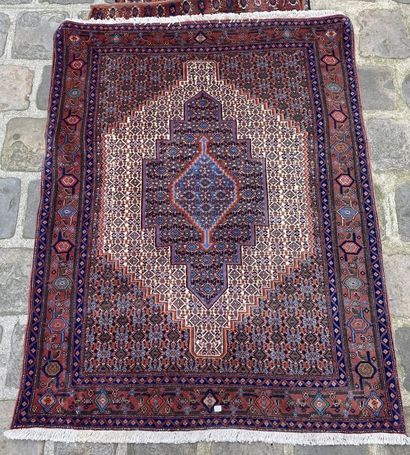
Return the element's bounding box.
[71,10,345,25]
[4,428,410,445]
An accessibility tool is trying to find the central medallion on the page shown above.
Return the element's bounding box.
[142,91,268,307]
[172,136,238,250]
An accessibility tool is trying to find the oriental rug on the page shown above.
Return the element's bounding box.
[6,9,409,445]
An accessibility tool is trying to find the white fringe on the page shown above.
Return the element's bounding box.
[4,428,410,445]
[72,10,344,25]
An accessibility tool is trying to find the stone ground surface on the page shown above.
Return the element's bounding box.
[0,0,409,454]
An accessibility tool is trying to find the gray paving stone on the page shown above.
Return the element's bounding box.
[12,11,68,60]
[359,10,410,59]
[403,74,410,108]
[0,66,33,111]
[5,320,26,388]
[295,446,369,455]
[374,185,386,240]
[376,444,410,454]
[0,13,10,58]
[358,66,395,111]
[406,406,410,427]
[77,9,91,20]
[396,182,410,242]
[0,401,44,455]
[1,118,47,171]
[393,0,410,3]
[395,327,410,392]
[209,442,285,454]
[383,255,410,318]
[0,178,20,239]
[55,442,116,455]
[0,0,31,3]
[0,249,33,315]
[23,180,41,239]
[36,65,51,110]
[128,445,197,455]
[366,119,410,172]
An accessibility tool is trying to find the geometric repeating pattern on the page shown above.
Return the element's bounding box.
[100,61,316,357]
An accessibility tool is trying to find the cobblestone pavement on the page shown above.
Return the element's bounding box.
[0,0,409,454]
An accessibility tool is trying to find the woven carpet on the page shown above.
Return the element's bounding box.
[5,7,409,445]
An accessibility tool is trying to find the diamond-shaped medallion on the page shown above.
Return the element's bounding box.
[311,392,330,416]
[173,137,237,249]
[202,390,218,412]
[39,389,57,413]
[95,389,109,412]
[142,91,268,307]
[195,32,207,43]
[365,391,383,416]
